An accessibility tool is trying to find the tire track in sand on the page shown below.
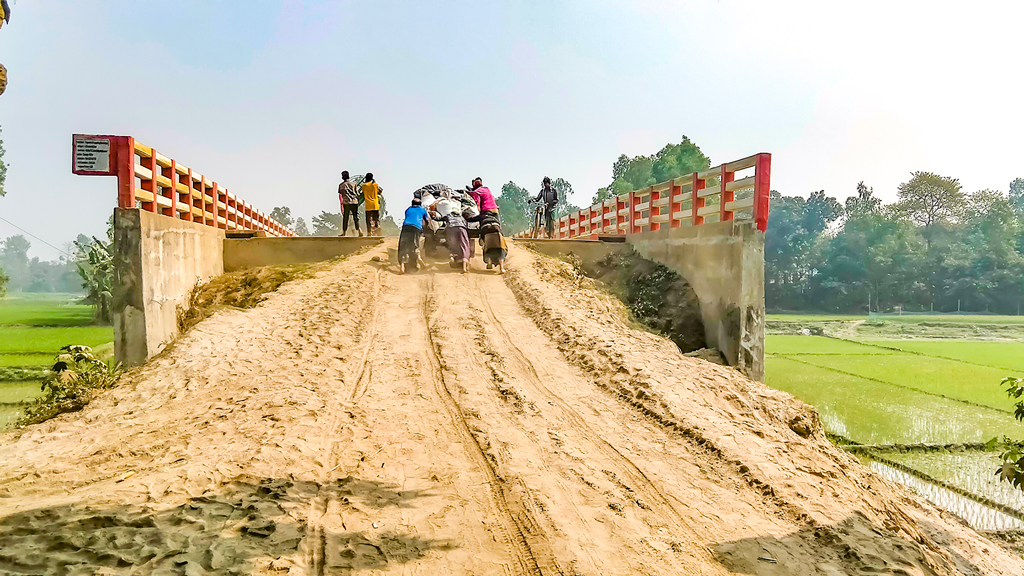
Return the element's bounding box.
[422,277,548,576]
[451,274,724,575]
[473,277,695,517]
[301,254,385,576]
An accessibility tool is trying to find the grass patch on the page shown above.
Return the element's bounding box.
[0,294,93,327]
[766,335,897,356]
[17,346,122,427]
[768,313,1024,325]
[0,367,50,381]
[789,354,1023,412]
[0,405,22,430]
[177,264,311,333]
[768,313,867,322]
[0,381,44,404]
[0,354,56,367]
[858,340,1024,373]
[765,356,1024,445]
[0,327,113,354]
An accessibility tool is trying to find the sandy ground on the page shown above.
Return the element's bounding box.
[0,241,1020,575]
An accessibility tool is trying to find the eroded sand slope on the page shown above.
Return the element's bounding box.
[0,242,1019,575]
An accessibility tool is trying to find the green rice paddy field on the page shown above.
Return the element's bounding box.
[0,294,112,427]
[766,313,1024,528]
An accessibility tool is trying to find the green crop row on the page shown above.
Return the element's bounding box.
[765,356,1024,445]
[0,294,94,327]
[0,326,113,354]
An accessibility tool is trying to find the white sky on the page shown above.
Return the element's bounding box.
[0,0,1021,259]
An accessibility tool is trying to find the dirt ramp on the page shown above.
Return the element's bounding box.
[0,240,1019,575]
[503,245,1024,575]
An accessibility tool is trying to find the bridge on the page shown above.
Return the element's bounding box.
[73,134,771,380]
[7,133,1008,574]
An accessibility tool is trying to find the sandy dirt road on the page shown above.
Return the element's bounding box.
[0,241,1020,575]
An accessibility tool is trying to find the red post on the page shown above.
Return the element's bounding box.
[140,149,156,213]
[644,186,653,232]
[692,172,706,226]
[113,136,136,209]
[163,160,177,217]
[650,187,660,232]
[671,180,682,228]
[211,183,221,228]
[181,167,194,222]
[753,153,772,232]
[720,164,735,222]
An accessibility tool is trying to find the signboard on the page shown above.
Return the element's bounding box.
[72,135,114,175]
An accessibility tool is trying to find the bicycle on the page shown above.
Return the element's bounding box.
[529,201,545,239]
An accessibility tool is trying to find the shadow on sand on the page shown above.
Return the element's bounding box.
[0,475,454,575]
[711,510,994,575]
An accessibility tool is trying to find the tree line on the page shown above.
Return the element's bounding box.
[768,175,1024,314]
[495,136,712,235]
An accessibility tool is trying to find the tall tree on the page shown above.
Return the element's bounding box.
[591,186,613,205]
[0,235,29,291]
[651,136,712,183]
[496,182,532,235]
[550,178,581,218]
[293,217,310,236]
[896,172,965,242]
[269,206,295,230]
[764,190,844,309]
[311,211,342,236]
[845,181,881,218]
[593,136,711,207]
[1009,178,1024,214]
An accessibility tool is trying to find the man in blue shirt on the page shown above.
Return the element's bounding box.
[399,199,430,273]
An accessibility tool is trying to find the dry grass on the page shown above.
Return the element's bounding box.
[177,264,312,333]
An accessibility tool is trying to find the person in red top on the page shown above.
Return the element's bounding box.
[468,177,499,215]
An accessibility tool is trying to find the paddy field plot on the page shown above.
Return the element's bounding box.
[766,314,1024,530]
[764,355,1024,445]
[0,294,112,428]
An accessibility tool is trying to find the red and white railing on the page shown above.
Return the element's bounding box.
[72,134,294,237]
[517,152,770,239]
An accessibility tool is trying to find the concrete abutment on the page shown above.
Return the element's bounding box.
[113,209,381,366]
[516,221,765,380]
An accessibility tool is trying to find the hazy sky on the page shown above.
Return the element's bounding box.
[1,1,1021,259]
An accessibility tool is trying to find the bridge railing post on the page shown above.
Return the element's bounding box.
[111,136,136,210]
[691,172,706,226]
[628,190,636,234]
[161,159,175,218]
[671,179,682,228]
[139,146,157,213]
[754,152,772,232]
[720,164,735,222]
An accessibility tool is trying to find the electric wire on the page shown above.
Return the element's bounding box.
[0,214,75,258]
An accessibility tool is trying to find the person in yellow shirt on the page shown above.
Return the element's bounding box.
[361,173,383,236]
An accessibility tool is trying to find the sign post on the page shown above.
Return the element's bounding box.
[72,134,135,208]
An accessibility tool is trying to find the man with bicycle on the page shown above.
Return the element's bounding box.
[533,177,558,238]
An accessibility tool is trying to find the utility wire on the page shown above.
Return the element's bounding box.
[0,214,75,258]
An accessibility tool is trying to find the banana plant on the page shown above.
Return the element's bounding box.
[74,235,113,324]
